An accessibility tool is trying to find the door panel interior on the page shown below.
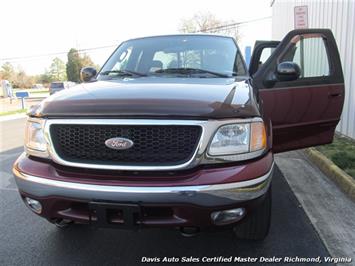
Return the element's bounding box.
[251,29,344,153]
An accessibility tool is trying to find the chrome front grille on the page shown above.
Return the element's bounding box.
[49,124,202,166]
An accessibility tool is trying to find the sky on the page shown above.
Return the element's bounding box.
[0,0,272,75]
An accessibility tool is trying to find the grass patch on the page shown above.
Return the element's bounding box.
[316,135,355,178]
[13,89,49,94]
[0,109,27,116]
[29,89,49,94]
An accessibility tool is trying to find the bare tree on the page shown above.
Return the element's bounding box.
[179,12,241,41]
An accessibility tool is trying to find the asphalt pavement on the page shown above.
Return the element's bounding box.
[0,118,337,265]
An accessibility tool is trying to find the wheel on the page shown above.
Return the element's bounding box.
[233,185,272,240]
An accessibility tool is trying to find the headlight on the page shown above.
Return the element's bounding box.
[25,118,49,158]
[208,121,266,158]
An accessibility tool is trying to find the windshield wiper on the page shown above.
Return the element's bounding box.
[100,70,147,77]
[154,68,233,78]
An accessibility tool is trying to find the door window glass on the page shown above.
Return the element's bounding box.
[257,47,275,71]
[281,36,330,78]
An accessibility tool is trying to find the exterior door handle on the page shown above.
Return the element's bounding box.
[329,92,342,98]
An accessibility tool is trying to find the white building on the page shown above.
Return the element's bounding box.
[272,0,355,139]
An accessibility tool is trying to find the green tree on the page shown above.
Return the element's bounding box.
[66,48,96,82]
[66,48,81,82]
[49,57,67,81]
[36,70,52,85]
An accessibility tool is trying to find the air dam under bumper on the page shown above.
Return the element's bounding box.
[13,153,274,227]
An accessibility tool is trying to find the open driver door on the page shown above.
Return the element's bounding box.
[250,29,344,153]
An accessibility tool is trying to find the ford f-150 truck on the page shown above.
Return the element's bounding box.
[13,29,344,240]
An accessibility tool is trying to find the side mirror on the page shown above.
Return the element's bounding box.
[80,67,97,82]
[275,61,301,82]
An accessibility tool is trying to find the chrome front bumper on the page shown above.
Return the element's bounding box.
[13,163,274,207]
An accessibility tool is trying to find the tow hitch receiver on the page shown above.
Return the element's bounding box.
[89,202,141,229]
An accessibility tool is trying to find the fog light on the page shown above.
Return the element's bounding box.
[211,208,245,225]
[24,197,42,214]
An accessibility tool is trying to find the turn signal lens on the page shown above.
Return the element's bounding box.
[250,122,267,152]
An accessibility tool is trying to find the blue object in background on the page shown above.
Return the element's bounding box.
[15,91,29,98]
[244,46,252,67]
[15,91,30,109]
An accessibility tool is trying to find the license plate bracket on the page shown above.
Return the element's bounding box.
[89,202,141,229]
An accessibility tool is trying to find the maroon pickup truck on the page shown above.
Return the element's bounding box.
[13,29,344,240]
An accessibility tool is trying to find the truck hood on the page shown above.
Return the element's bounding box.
[31,77,260,119]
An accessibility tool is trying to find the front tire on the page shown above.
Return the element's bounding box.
[233,185,272,240]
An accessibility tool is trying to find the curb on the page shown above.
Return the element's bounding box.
[0,113,27,122]
[305,148,355,201]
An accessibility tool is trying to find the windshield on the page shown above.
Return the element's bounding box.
[98,35,246,79]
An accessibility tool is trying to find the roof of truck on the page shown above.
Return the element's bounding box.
[126,33,234,42]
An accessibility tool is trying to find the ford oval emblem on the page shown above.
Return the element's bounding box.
[105,137,134,150]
